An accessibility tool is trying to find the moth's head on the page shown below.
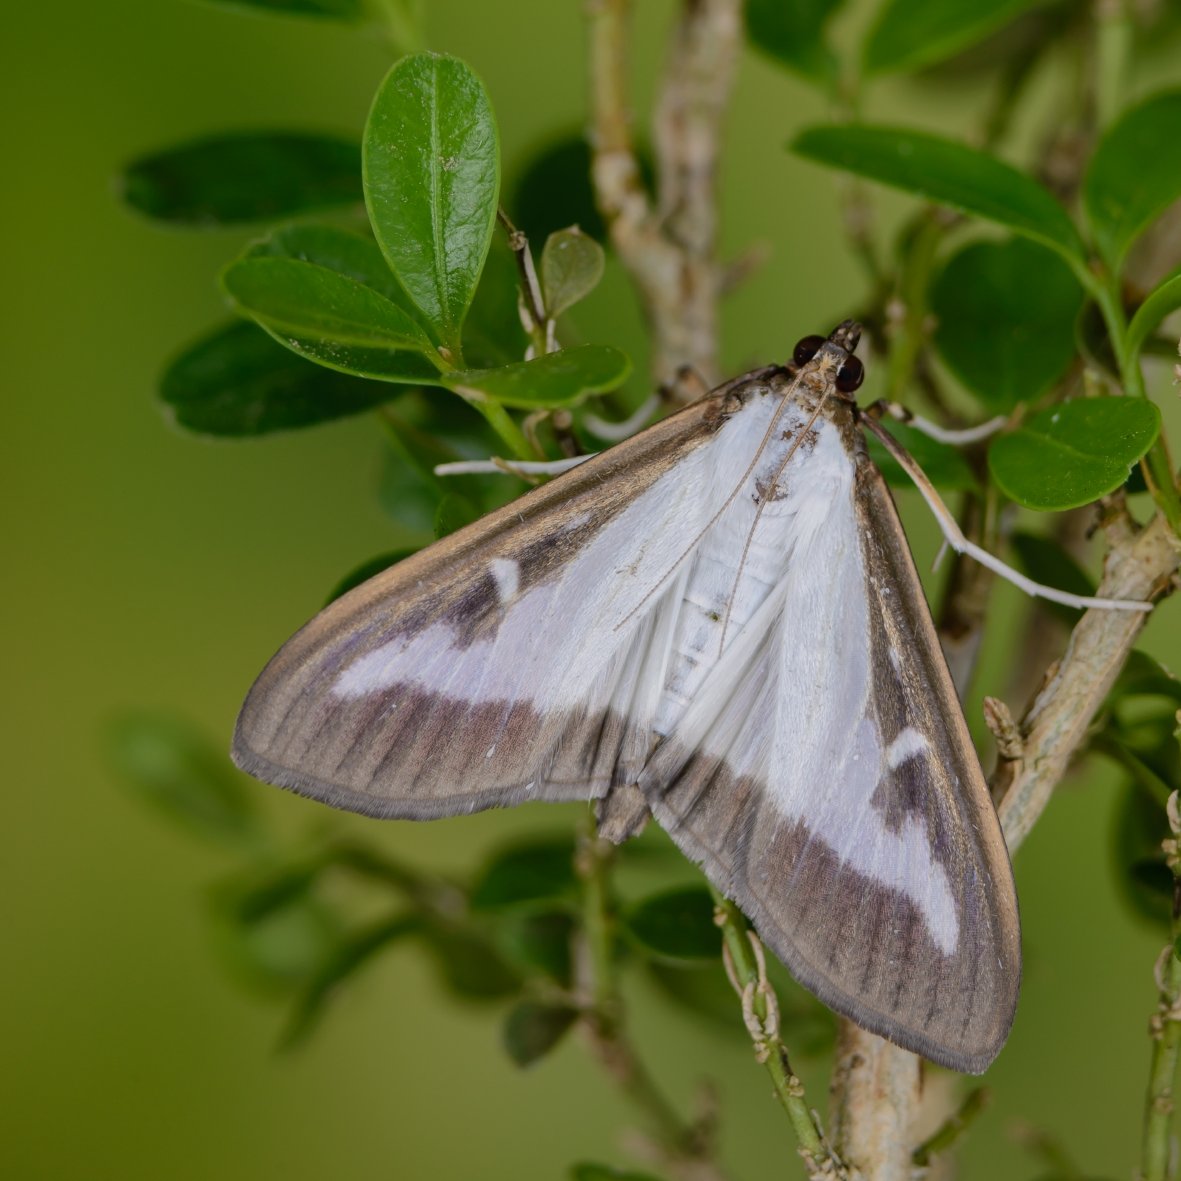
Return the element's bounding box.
[791,320,865,402]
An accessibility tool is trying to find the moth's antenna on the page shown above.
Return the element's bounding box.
[859,412,1153,613]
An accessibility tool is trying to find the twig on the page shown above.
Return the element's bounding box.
[587,0,741,391]
[996,510,1178,851]
[1139,791,1181,1181]
[712,891,844,1179]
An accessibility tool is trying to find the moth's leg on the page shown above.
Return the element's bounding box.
[434,454,597,478]
[859,412,1153,614]
[862,398,1007,446]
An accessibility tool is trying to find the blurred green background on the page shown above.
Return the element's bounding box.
[6,0,1181,1178]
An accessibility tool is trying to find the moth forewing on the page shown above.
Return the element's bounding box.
[231,325,1021,1072]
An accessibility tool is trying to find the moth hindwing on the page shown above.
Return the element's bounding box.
[232,322,1020,1073]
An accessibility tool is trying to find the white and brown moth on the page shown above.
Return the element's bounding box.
[233,322,1023,1073]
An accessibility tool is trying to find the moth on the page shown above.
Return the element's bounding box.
[233,321,1022,1072]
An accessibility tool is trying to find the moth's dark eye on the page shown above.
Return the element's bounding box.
[836,355,864,393]
[792,335,825,367]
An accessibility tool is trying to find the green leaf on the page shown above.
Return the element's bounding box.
[622,887,720,963]
[106,712,260,847]
[1111,650,1181,705]
[222,257,436,354]
[159,321,397,436]
[434,491,478,538]
[988,397,1161,510]
[931,237,1083,411]
[494,910,575,985]
[324,549,416,605]
[502,1000,579,1067]
[210,879,343,995]
[120,133,361,226]
[864,0,1047,75]
[200,0,364,19]
[420,924,522,1000]
[1008,532,1095,623]
[570,1164,666,1181]
[377,415,452,534]
[247,223,415,310]
[281,914,419,1047]
[471,839,578,911]
[364,53,499,353]
[540,228,606,318]
[865,420,980,491]
[745,0,844,86]
[462,236,531,368]
[646,960,742,1026]
[1084,90,1181,271]
[790,125,1086,265]
[1128,266,1181,362]
[444,345,631,409]
[510,132,656,244]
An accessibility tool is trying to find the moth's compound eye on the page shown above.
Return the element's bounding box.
[792,335,825,367]
[836,356,864,393]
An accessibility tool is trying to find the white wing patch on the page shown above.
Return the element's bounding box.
[490,557,520,605]
[887,727,929,769]
[663,411,960,957]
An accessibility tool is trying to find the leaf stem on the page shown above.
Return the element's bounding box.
[912,1086,990,1168]
[1140,796,1181,1181]
[711,889,843,1178]
[463,396,534,461]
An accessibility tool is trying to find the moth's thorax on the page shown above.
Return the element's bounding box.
[653,386,858,736]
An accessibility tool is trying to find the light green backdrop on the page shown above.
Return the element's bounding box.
[4,1,1179,1178]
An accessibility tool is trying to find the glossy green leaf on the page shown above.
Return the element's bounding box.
[931,237,1083,411]
[471,839,578,911]
[1008,531,1094,623]
[864,0,1046,75]
[107,712,260,847]
[494,911,575,985]
[1084,90,1181,271]
[865,420,979,491]
[200,0,364,19]
[541,228,606,318]
[623,887,720,962]
[444,345,631,409]
[1128,266,1181,362]
[247,223,414,309]
[223,257,436,355]
[364,53,499,352]
[281,914,419,1047]
[502,1001,579,1067]
[988,397,1161,510]
[377,414,453,535]
[160,322,397,436]
[745,0,844,85]
[790,125,1085,265]
[324,549,416,605]
[120,133,361,226]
